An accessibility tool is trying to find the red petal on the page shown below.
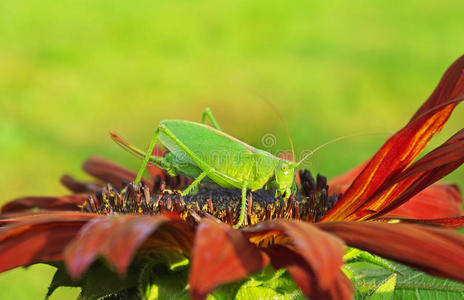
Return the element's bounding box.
[328,161,368,195]
[64,217,125,278]
[0,211,96,226]
[314,271,354,300]
[60,175,102,193]
[264,245,315,297]
[331,271,354,300]
[1,194,88,213]
[380,216,464,229]
[0,212,94,273]
[82,156,152,189]
[329,167,463,220]
[64,214,191,278]
[387,183,462,219]
[189,219,269,300]
[264,245,353,300]
[323,55,464,221]
[364,129,464,219]
[328,157,463,221]
[147,165,164,181]
[318,222,464,282]
[244,220,345,297]
[101,215,192,274]
[147,146,167,179]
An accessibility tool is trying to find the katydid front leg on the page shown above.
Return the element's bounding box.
[201,107,222,131]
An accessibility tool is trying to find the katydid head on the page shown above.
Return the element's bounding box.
[274,160,297,198]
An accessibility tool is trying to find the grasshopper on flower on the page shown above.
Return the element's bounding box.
[111,108,313,228]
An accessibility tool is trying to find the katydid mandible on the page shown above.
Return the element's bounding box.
[111,108,311,228]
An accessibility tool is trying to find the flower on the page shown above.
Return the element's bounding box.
[1,55,464,299]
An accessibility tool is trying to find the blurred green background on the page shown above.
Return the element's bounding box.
[1,0,463,298]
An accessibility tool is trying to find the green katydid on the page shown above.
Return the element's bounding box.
[111,108,317,228]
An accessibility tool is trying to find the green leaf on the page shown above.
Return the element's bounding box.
[235,286,290,299]
[343,247,364,261]
[78,261,139,300]
[348,251,401,275]
[207,281,243,300]
[342,265,363,300]
[348,261,464,300]
[209,266,305,300]
[45,262,82,299]
[264,271,305,298]
[138,261,189,300]
[137,249,190,300]
[241,266,286,288]
[45,260,141,300]
[45,250,190,300]
[98,288,140,300]
[142,249,189,272]
[365,273,396,300]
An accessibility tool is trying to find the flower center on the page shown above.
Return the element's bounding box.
[82,169,340,225]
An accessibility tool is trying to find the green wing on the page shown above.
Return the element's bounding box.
[159,120,278,187]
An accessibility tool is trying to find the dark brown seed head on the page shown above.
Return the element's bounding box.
[82,169,340,225]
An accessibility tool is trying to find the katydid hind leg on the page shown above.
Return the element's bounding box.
[111,132,168,171]
[181,168,214,196]
[158,124,215,173]
[160,124,252,227]
[159,124,240,188]
[234,181,248,228]
[135,128,160,184]
[201,107,222,131]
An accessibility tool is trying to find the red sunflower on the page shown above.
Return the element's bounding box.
[1,55,464,299]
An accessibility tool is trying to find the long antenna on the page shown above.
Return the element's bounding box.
[260,97,295,163]
[296,132,385,166]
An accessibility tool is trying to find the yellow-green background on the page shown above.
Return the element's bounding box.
[1,0,463,298]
